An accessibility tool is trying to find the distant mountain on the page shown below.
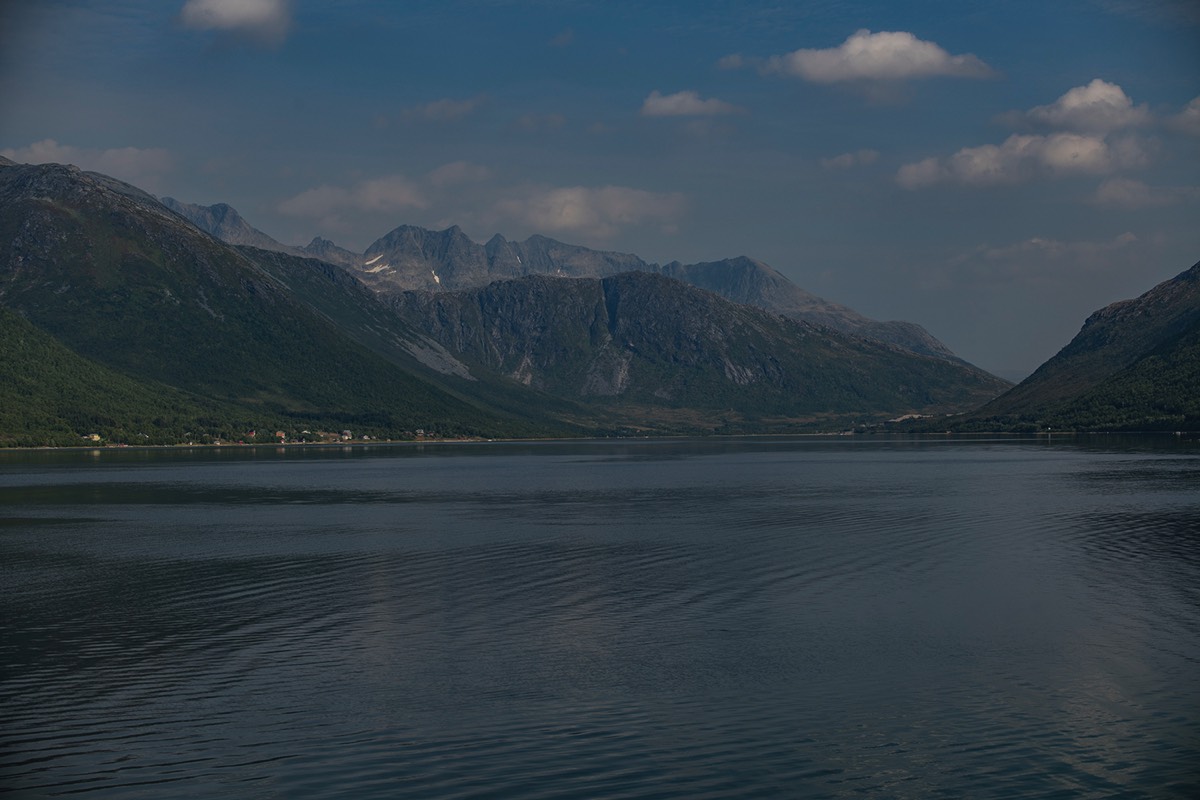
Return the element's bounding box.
[0,161,546,442]
[656,257,959,361]
[390,272,1009,423]
[163,200,969,364]
[160,197,297,254]
[298,236,359,267]
[961,259,1200,430]
[349,223,965,362]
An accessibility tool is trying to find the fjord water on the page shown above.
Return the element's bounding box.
[2,437,1198,798]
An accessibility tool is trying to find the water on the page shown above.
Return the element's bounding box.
[2,436,1198,798]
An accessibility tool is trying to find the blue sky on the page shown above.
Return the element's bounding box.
[2,0,1198,379]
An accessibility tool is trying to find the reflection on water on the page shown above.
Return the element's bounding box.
[2,436,1199,798]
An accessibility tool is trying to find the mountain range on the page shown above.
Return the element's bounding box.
[2,156,1195,443]
[167,200,960,362]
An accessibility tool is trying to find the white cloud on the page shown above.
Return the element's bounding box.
[279,174,426,227]
[898,132,1146,188]
[1090,177,1200,208]
[1025,79,1149,132]
[0,138,173,191]
[401,96,486,123]
[1169,96,1200,136]
[821,149,880,169]
[180,0,291,45]
[765,30,994,83]
[640,90,743,117]
[493,185,686,239]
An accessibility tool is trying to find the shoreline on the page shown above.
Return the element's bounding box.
[2,428,1197,453]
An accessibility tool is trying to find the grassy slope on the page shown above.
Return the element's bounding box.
[0,307,241,446]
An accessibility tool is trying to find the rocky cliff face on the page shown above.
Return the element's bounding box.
[391,272,1009,415]
[348,224,965,363]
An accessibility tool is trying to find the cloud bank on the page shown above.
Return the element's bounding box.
[765,30,994,83]
[899,79,1153,189]
[279,166,683,243]
[898,132,1146,188]
[180,0,291,45]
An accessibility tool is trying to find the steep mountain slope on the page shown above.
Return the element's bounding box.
[964,259,1200,430]
[390,272,1009,420]
[1043,320,1200,429]
[0,161,535,439]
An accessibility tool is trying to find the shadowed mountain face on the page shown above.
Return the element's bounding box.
[389,272,1010,417]
[964,259,1200,430]
[343,224,963,362]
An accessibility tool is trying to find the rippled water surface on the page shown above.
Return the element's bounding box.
[2,436,1199,798]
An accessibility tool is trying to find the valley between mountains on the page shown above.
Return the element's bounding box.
[2,157,1196,445]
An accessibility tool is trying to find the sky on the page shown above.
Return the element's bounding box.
[2,0,1199,380]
